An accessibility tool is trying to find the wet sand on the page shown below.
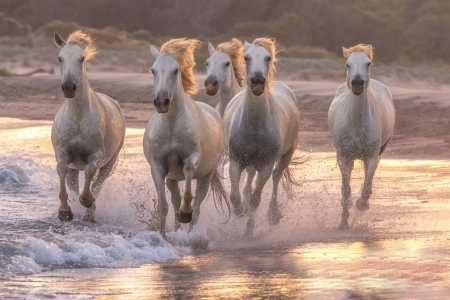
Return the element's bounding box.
[1,73,450,298]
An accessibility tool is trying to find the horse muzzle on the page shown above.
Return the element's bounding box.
[154,97,170,113]
[62,82,76,98]
[250,74,266,96]
[204,77,218,96]
[351,77,365,96]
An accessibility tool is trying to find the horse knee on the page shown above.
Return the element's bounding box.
[158,200,169,217]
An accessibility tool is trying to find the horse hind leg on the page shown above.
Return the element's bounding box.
[67,169,79,197]
[166,178,182,231]
[243,166,256,205]
[267,147,296,226]
[189,170,215,232]
[80,153,118,223]
[356,156,378,212]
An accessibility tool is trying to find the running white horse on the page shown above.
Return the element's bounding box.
[328,44,395,229]
[223,37,300,236]
[52,31,125,222]
[144,38,229,237]
[204,38,245,118]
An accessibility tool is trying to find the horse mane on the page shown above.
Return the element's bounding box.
[343,44,374,60]
[66,30,98,61]
[252,37,277,94]
[160,38,202,95]
[216,38,245,87]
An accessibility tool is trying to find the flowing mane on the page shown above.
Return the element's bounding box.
[252,37,277,94]
[66,30,98,61]
[160,38,202,95]
[217,38,245,87]
[343,44,374,60]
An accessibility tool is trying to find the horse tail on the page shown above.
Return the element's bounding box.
[282,150,310,187]
[210,166,231,223]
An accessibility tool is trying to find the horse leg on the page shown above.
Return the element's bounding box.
[166,178,181,231]
[57,156,74,221]
[229,160,244,216]
[356,156,378,211]
[67,169,79,197]
[189,170,214,232]
[337,155,354,229]
[267,147,295,226]
[244,163,274,237]
[243,166,256,204]
[82,152,119,222]
[79,152,102,209]
[151,165,169,237]
[179,152,201,223]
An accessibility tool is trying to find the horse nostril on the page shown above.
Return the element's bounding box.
[72,84,76,92]
[213,80,218,86]
[154,99,157,106]
[164,98,170,105]
[352,79,364,86]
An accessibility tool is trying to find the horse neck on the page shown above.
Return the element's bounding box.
[165,80,194,123]
[242,87,272,130]
[349,88,370,125]
[67,66,93,113]
[217,71,241,117]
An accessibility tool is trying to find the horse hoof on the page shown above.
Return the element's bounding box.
[356,199,369,211]
[79,195,96,208]
[58,209,74,222]
[267,210,282,226]
[178,211,192,223]
[233,203,244,217]
[339,220,349,229]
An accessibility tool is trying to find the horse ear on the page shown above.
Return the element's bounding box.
[150,45,160,59]
[208,42,216,55]
[342,46,347,55]
[244,41,250,50]
[54,32,66,48]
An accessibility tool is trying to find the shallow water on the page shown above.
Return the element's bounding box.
[1,117,450,299]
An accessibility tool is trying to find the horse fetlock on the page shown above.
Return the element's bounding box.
[83,202,96,223]
[266,207,282,226]
[232,202,244,217]
[79,194,95,208]
[356,198,370,211]
[341,197,353,209]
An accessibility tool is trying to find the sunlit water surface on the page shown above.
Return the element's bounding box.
[1,118,450,299]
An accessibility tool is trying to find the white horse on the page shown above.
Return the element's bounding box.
[223,38,300,236]
[52,31,125,222]
[205,38,245,118]
[328,44,395,229]
[144,38,229,237]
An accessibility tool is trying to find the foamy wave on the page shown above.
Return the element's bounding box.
[1,229,210,276]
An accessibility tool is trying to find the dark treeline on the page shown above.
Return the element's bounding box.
[0,0,449,64]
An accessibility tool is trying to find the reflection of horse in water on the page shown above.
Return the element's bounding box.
[0,166,29,184]
[52,31,126,222]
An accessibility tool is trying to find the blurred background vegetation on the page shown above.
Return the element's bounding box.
[0,0,448,67]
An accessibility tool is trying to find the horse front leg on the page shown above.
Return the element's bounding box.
[243,166,256,204]
[245,163,274,237]
[179,152,201,223]
[229,160,244,216]
[356,156,378,211]
[337,155,354,229]
[151,164,169,237]
[166,178,181,231]
[56,153,74,221]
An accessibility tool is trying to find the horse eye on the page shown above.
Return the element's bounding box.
[81,57,85,62]
[57,57,61,62]
[367,62,372,67]
[244,56,249,61]
[225,62,230,67]
[267,57,271,62]
[345,63,349,68]
[205,61,208,66]
[151,69,155,74]
[174,69,179,75]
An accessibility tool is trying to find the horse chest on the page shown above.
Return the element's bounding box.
[229,131,280,168]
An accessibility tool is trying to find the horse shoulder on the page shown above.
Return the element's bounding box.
[223,89,246,136]
[328,83,351,134]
